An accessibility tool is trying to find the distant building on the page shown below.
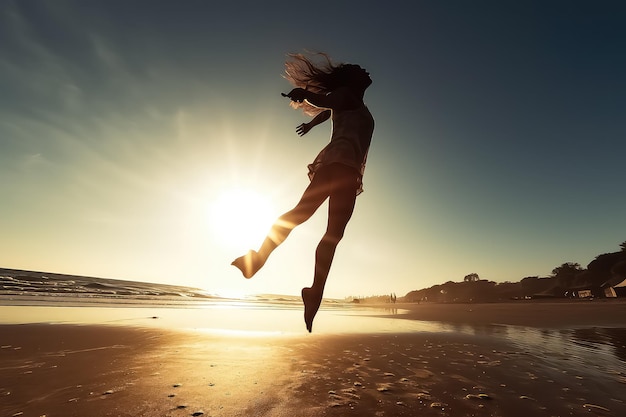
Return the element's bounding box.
[601,277,626,298]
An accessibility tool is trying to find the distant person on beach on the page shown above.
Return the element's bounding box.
[232,52,374,332]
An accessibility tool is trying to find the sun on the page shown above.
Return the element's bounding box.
[209,188,276,249]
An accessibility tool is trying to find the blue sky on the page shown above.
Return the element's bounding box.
[1,0,625,298]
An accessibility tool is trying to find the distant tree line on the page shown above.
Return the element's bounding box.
[403,241,626,303]
[404,278,521,303]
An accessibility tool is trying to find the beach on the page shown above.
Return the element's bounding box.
[1,299,625,417]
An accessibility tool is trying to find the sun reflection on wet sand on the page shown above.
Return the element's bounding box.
[0,303,420,335]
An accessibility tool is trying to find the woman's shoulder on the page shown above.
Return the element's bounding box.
[328,87,364,111]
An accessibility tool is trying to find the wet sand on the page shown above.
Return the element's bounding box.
[1,300,625,417]
[391,299,626,328]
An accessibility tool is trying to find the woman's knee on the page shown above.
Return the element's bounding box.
[321,230,344,246]
[278,208,311,229]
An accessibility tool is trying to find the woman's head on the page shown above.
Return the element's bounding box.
[335,64,372,92]
[284,53,371,114]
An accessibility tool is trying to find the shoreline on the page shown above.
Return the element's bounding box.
[3,296,626,327]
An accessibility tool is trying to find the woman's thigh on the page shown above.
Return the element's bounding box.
[326,165,359,236]
[280,168,333,225]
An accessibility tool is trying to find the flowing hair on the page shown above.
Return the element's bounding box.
[284,52,350,116]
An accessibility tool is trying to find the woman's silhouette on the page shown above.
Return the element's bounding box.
[232,53,374,332]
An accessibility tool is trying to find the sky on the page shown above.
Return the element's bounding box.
[1,0,625,299]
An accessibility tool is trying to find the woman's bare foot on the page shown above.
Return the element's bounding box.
[301,287,323,333]
[231,250,263,278]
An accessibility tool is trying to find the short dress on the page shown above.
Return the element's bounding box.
[307,105,374,195]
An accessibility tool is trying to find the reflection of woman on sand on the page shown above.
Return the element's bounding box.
[232,52,374,332]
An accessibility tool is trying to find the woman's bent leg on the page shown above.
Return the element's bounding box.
[232,172,331,278]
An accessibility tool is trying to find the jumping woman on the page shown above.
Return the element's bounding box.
[232,52,374,332]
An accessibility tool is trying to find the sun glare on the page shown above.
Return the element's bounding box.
[210,188,275,249]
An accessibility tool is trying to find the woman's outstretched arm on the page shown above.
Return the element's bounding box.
[296,110,331,136]
[285,87,360,112]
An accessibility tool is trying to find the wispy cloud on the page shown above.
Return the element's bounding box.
[21,152,46,170]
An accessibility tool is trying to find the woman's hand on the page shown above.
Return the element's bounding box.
[296,123,312,136]
[286,88,308,103]
[295,110,331,136]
